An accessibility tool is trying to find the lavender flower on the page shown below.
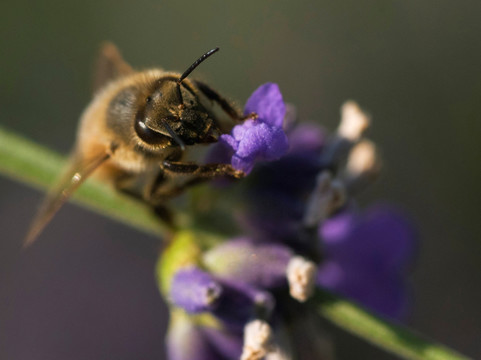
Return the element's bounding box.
[170,267,222,313]
[158,85,416,359]
[219,83,289,174]
[169,266,274,330]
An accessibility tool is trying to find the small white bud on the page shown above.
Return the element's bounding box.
[337,101,370,141]
[346,140,380,177]
[241,320,273,360]
[286,256,317,302]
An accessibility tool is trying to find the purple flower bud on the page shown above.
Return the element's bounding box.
[220,83,289,174]
[170,267,222,313]
[203,238,294,288]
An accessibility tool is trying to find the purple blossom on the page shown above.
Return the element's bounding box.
[159,87,417,359]
[230,111,415,319]
[170,267,222,313]
[237,122,326,245]
[219,83,289,174]
[318,205,416,319]
[169,266,275,330]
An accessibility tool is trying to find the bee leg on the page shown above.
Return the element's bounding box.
[148,162,244,209]
[162,160,245,179]
[153,204,175,227]
[149,161,244,200]
[194,80,257,122]
[113,171,176,227]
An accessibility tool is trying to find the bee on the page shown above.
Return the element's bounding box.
[25,43,248,246]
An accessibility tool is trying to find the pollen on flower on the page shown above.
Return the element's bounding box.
[337,101,370,141]
[286,256,317,302]
[241,320,273,360]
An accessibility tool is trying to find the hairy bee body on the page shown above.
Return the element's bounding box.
[78,69,177,180]
[25,44,244,245]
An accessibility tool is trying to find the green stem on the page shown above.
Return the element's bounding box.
[315,289,469,360]
[0,126,470,360]
[0,126,170,238]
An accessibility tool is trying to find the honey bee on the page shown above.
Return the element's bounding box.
[25,43,247,246]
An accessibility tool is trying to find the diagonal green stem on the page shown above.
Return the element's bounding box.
[0,126,470,360]
[315,289,469,360]
[0,126,170,238]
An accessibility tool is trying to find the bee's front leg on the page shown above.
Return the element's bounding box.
[162,160,245,179]
[148,161,245,202]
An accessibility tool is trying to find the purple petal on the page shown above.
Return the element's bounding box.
[320,211,356,245]
[244,83,286,127]
[203,238,293,288]
[320,205,416,271]
[235,123,281,158]
[221,124,288,174]
[318,205,416,319]
[317,260,407,319]
[219,134,239,152]
[231,154,256,174]
[170,267,222,313]
[219,83,289,174]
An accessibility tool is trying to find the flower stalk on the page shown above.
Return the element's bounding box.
[315,289,469,360]
[0,117,469,359]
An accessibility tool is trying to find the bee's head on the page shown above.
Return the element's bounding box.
[134,48,221,150]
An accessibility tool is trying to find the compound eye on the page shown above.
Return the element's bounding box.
[134,112,169,145]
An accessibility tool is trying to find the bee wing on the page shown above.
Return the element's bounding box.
[24,151,110,247]
[93,42,133,93]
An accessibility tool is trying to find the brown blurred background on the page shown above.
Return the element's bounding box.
[0,1,480,359]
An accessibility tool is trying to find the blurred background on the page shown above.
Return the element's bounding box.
[0,1,480,359]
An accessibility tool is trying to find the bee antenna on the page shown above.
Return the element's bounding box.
[178,47,220,84]
[161,120,186,151]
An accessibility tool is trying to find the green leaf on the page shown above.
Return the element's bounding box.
[315,289,469,360]
[0,126,470,360]
[0,126,171,238]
